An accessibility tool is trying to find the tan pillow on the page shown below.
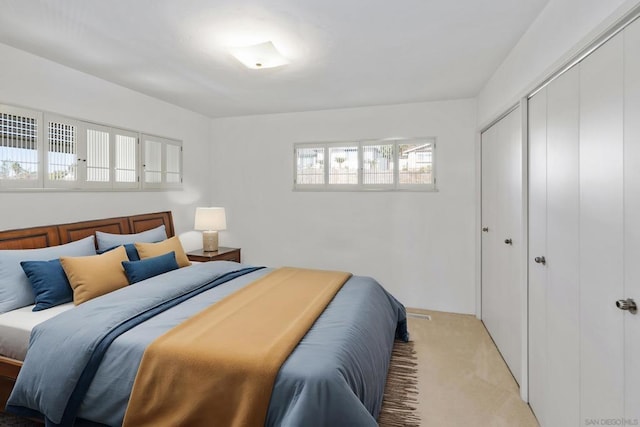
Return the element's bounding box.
[60,246,129,305]
[135,236,191,268]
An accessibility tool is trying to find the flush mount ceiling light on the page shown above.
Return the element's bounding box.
[229,41,289,69]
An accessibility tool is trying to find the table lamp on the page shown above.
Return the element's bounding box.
[194,207,227,252]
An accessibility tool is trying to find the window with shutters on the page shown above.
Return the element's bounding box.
[0,103,182,191]
[142,134,182,189]
[294,138,436,191]
[0,105,42,188]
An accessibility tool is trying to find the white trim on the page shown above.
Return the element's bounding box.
[519,98,529,403]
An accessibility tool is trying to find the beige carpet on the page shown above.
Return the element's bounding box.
[407,309,539,427]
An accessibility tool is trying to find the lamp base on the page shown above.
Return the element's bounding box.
[202,230,219,252]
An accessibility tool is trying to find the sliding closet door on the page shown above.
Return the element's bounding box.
[579,32,625,421]
[545,67,581,425]
[529,18,640,427]
[527,87,547,426]
[481,107,522,384]
[481,125,500,343]
[623,19,640,422]
[528,66,585,426]
[529,69,582,425]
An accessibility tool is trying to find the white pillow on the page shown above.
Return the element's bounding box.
[95,224,167,251]
[0,235,96,314]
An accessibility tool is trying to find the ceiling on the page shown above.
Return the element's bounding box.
[0,0,550,118]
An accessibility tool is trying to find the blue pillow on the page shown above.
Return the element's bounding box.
[96,225,167,252]
[20,259,73,311]
[97,243,140,261]
[121,251,179,285]
[0,235,96,314]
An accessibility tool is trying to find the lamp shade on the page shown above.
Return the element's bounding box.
[194,207,227,231]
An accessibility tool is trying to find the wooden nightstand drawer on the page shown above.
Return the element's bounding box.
[187,247,241,263]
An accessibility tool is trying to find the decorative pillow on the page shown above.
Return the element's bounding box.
[122,251,179,284]
[20,259,73,311]
[135,236,191,268]
[95,225,167,252]
[0,236,96,314]
[60,246,129,305]
[97,243,140,261]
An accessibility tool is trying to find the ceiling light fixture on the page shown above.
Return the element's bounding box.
[229,41,289,69]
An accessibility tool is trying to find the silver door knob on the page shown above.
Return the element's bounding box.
[616,298,637,314]
[534,256,546,265]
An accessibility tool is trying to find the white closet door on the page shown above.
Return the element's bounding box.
[500,109,522,383]
[546,66,581,426]
[481,107,522,384]
[527,87,548,426]
[623,18,640,422]
[579,32,625,421]
[481,125,500,342]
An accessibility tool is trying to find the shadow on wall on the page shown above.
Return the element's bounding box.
[178,231,202,252]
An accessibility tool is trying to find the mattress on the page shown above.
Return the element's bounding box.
[0,303,73,360]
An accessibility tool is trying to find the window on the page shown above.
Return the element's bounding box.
[0,105,42,188]
[294,138,436,191]
[328,144,358,185]
[0,103,182,191]
[142,134,182,189]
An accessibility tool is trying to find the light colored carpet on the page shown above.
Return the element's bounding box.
[408,309,539,427]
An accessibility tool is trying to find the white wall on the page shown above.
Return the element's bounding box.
[210,99,477,313]
[478,0,640,126]
[0,43,211,234]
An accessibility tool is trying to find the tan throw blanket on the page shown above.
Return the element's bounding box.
[122,267,352,427]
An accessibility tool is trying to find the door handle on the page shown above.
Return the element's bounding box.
[616,298,637,314]
[504,238,512,245]
[482,227,489,232]
[534,256,546,265]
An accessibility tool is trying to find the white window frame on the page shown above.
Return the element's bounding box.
[294,137,437,192]
[113,128,140,190]
[0,103,183,192]
[326,142,359,191]
[141,134,183,190]
[293,143,327,190]
[361,141,395,191]
[0,105,44,189]
[44,113,81,189]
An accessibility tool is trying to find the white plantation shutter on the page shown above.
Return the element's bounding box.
[166,142,181,185]
[295,146,325,185]
[114,130,138,188]
[328,144,358,185]
[46,115,79,187]
[0,105,42,188]
[142,134,182,189]
[85,124,111,187]
[144,139,162,186]
[362,143,394,187]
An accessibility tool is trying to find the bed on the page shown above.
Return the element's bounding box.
[0,211,409,426]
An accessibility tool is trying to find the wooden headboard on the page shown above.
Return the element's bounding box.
[0,211,175,413]
[0,211,175,250]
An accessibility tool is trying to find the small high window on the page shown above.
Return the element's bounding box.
[294,138,436,191]
[0,103,182,191]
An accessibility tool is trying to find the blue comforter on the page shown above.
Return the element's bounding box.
[7,261,408,426]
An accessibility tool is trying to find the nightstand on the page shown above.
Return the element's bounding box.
[187,247,241,263]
